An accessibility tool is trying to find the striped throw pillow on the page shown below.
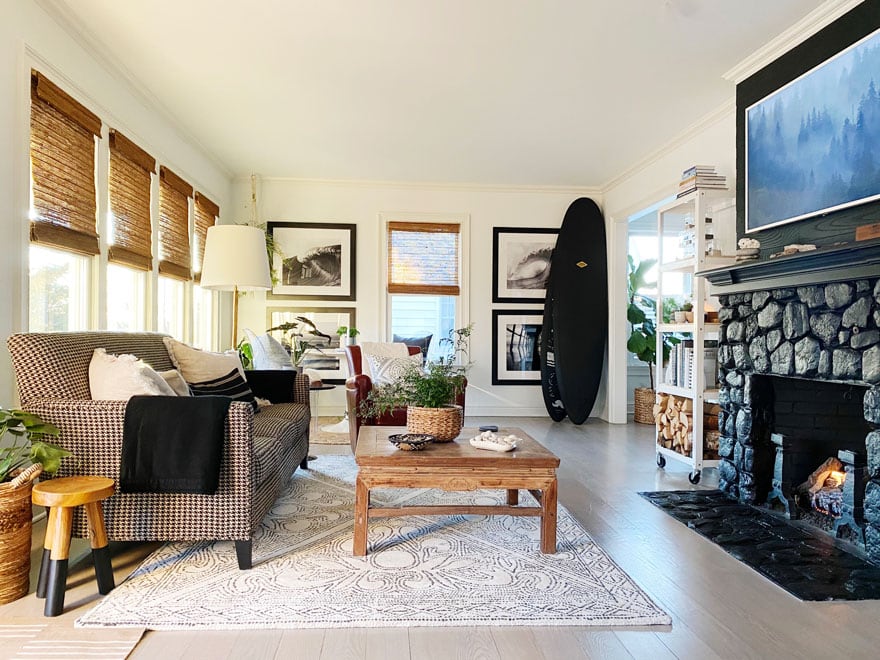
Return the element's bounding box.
[188,369,258,411]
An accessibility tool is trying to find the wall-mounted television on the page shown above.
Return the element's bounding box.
[745,26,880,234]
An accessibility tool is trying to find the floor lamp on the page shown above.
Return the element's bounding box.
[199,225,272,348]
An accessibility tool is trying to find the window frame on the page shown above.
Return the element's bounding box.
[379,212,470,343]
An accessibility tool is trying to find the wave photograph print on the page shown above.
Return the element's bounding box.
[492,227,559,303]
[746,27,880,232]
[268,222,356,300]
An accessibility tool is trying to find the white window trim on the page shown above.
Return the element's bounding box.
[378,211,470,342]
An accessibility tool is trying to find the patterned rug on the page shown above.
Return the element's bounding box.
[0,620,143,659]
[77,456,670,630]
[310,416,350,445]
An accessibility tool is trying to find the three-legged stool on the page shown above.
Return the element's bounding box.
[31,476,115,617]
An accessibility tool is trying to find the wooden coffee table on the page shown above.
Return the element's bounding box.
[353,426,560,556]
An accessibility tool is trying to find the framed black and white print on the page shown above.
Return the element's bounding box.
[492,310,542,385]
[265,306,356,383]
[492,227,558,303]
[268,222,356,301]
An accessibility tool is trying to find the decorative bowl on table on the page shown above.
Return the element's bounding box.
[388,433,435,451]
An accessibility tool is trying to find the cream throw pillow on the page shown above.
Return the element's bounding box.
[243,328,293,370]
[163,337,245,383]
[359,342,410,380]
[366,353,423,386]
[159,369,191,396]
[88,348,176,400]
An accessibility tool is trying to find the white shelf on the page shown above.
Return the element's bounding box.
[654,184,730,482]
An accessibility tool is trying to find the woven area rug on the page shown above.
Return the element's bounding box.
[310,416,350,445]
[0,620,143,659]
[77,456,670,630]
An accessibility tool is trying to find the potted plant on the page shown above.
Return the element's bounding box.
[267,317,332,370]
[0,408,68,605]
[336,326,360,346]
[362,325,472,441]
[626,257,679,424]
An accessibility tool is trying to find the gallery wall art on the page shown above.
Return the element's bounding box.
[491,309,542,385]
[268,222,356,301]
[492,227,558,303]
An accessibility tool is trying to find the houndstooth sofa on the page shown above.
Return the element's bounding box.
[6,331,311,569]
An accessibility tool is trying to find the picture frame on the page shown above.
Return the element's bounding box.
[265,306,357,384]
[492,227,558,303]
[267,222,356,301]
[491,309,542,385]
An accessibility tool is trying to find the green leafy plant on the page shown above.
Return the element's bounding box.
[237,338,254,370]
[335,326,360,339]
[0,408,69,483]
[680,299,693,313]
[267,317,331,367]
[626,256,679,390]
[362,324,472,415]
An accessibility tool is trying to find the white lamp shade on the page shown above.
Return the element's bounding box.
[199,225,271,291]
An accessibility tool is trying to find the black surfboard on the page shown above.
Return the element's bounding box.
[550,198,607,424]
[540,283,567,421]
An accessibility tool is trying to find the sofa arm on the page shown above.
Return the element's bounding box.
[23,398,256,483]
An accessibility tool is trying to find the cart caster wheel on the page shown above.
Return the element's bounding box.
[688,470,701,485]
[657,454,666,468]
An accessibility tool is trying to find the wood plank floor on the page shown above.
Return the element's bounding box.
[3,418,879,659]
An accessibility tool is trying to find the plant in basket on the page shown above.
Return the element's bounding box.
[0,407,68,605]
[362,325,472,442]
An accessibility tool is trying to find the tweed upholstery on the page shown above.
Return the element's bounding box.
[6,332,310,556]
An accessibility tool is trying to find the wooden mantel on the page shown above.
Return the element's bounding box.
[696,239,880,293]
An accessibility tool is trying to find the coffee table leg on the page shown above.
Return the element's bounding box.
[506,489,519,505]
[354,475,368,556]
[540,478,558,554]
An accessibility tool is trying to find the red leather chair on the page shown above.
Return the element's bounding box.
[344,345,466,453]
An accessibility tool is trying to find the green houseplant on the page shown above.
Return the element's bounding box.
[363,325,472,441]
[626,257,679,423]
[336,326,360,346]
[0,408,68,605]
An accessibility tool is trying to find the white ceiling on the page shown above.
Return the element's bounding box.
[49,0,828,187]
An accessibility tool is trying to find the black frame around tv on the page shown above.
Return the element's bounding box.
[737,2,880,239]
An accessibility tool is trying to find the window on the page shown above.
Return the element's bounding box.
[105,263,146,331]
[27,70,220,346]
[28,245,89,331]
[157,276,185,338]
[386,220,463,360]
[28,71,101,329]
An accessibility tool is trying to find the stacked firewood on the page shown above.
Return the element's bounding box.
[654,394,722,458]
[654,394,694,454]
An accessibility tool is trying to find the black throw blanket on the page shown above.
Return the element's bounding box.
[120,395,231,494]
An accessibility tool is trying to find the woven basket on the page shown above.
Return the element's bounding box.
[633,387,657,425]
[407,405,463,442]
[0,463,42,605]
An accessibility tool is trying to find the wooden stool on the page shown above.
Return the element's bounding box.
[32,476,115,617]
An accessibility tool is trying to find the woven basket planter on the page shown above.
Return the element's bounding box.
[0,464,42,605]
[407,405,463,442]
[633,387,657,425]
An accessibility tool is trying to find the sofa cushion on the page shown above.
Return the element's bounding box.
[88,348,176,400]
[163,337,245,383]
[159,369,191,396]
[254,403,310,454]
[244,328,293,370]
[251,434,282,487]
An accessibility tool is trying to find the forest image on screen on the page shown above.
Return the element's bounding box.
[746,28,880,232]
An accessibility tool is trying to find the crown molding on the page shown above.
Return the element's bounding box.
[600,98,735,194]
[33,0,234,180]
[722,0,864,84]
[234,174,602,197]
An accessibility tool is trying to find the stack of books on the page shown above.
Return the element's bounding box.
[664,339,718,390]
[678,165,727,197]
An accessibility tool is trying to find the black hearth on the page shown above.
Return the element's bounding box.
[714,277,880,562]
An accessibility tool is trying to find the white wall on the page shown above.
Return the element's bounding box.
[603,107,736,423]
[233,177,607,419]
[0,0,231,404]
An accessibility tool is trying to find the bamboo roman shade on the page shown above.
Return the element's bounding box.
[158,166,193,280]
[387,222,460,295]
[29,71,102,255]
[193,192,219,281]
[107,130,155,270]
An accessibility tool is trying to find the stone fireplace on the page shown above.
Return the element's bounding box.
[714,276,880,561]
